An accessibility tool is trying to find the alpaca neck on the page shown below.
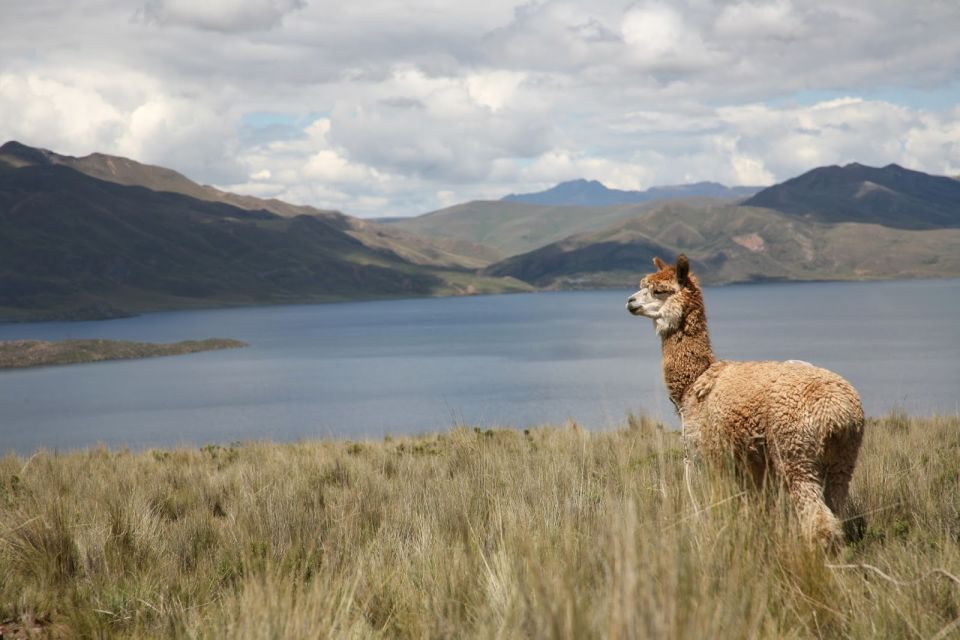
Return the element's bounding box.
[659,290,716,410]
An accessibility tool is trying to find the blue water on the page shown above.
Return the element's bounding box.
[1,279,958,454]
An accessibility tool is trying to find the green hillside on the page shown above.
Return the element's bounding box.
[392,162,960,287]
[383,198,690,257]
[485,200,960,287]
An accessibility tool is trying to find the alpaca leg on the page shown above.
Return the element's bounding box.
[782,464,843,549]
[824,463,854,516]
[823,428,864,516]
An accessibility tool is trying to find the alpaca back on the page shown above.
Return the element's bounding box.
[682,360,864,463]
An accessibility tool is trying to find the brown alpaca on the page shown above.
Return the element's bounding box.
[626,255,864,547]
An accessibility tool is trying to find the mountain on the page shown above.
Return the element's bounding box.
[383,180,761,259]
[486,192,960,288]
[382,198,702,257]
[0,142,528,321]
[0,141,497,270]
[743,163,960,229]
[501,178,762,206]
[5,144,957,321]
[376,162,960,286]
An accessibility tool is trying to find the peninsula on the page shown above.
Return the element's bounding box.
[0,338,247,369]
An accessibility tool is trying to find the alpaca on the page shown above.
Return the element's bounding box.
[626,255,864,547]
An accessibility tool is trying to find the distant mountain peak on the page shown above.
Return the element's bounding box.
[0,140,58,167]
[881,163,908,173]
[502,178,763,207]
[0,140,41,154]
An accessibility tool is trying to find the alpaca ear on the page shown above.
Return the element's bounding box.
[653,257,668,270]
[676,254,690,286]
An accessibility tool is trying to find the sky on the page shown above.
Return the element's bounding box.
[1,0,959,218]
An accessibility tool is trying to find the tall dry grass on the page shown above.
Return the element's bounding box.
[1,413,959,638]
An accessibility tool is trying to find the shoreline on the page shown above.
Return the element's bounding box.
[2,274,959,324]
[0,338,248,370]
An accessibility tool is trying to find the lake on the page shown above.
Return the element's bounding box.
[1,279,958,454]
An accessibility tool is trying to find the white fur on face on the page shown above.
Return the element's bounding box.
[626,286,658,316]
[626,284,682,335]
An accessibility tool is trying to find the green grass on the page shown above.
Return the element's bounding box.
[1,414,959,638]
[0,339,248,369]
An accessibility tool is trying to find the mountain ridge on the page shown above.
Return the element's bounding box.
[0,140,499,271]
[0,142,529,321]
[383,197,732,257]
[484,192,960,288]
[743,162,960,229]
[501,178,763,206]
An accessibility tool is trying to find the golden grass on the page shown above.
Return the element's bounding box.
[1,413,959,638]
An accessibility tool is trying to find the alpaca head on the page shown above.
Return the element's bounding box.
[626,255,696,336]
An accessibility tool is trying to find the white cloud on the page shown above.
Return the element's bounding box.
[465,71,527,111]
[481,2,623,72]
[0,68,243,182]
[0,73,122,154]
[714,1,797,39]
[621,3,713,71]
[140,0,304,32]
[323,66,553,182]
[694,98,960,186]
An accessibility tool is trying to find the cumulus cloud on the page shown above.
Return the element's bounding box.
[716,98,960,180]
[325,67,553,182]
[621,2,715,73]
[465,70,527,111]
[216,116,395,215]
[0,67,245,182]
[0,73,124,153]
[2,0,960,216]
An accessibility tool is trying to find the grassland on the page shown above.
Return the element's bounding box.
[0,339,247,369]
[1,413,958,638]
